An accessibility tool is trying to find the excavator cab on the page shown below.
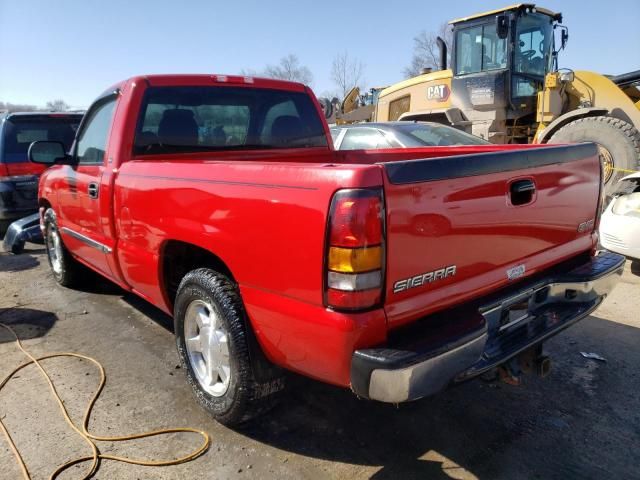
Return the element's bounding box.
[376,3,640,197]
[450,4,562,142]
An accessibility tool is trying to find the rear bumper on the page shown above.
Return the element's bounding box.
[2,213,43,253]
[351,251,625,403]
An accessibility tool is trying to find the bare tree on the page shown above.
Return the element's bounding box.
[404,23,453,78]
[263,54,314,85]
[45,99,70,112]
[0,101,39,113]
[331,52,365,99]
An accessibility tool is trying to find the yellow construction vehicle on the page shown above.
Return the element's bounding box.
[318,86,387,125]
[375,4,640,195]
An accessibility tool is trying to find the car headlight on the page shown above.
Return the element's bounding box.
[612,192,640,218]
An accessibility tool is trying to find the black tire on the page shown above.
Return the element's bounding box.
[174,268,284,426]
[10,242,25,255]
[548,116,640,199]
[43,208,84,287]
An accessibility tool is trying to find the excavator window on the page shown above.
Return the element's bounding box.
[512,12,554,99]
[514,13,553,78]
[455,25,507,75]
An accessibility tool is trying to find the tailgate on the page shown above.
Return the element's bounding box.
[382,143,601,327]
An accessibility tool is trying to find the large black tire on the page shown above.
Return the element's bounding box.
[548,116,640,199]
[43,208,85,287]
[174,268,284,426]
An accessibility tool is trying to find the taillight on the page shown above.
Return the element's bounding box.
[325,188,385,311]
[0,164,9,180]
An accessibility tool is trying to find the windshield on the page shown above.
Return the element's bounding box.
[1,116,81,163]
[390,123,489,147]
[134,86,328,155]
[514,13,554,77]
[455,24,507,75]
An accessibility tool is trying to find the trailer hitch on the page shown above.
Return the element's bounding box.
[496,345,552,385]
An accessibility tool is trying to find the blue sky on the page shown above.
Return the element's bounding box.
[1,0,638,108]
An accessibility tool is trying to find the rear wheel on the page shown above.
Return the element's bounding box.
[548,116,640,200]
[174,268,284,425]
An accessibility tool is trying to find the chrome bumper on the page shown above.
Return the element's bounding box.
[351,252,625,403]
[2,213,43,254]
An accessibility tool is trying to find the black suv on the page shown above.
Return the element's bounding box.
[0,112,83,226]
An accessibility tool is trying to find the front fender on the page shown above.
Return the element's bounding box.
[536,107,608,144]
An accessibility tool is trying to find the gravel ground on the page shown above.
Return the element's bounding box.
[1,244,639,480]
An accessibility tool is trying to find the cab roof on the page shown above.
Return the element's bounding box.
[449,4,561,24]
[1,111,84,120]
[127,74,308,93]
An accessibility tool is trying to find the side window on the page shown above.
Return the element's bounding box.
[455,25,507,74]
[76,98,117,165]
[456,26,483,74]
[340,128,392,150]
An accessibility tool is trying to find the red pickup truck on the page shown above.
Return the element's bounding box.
[29,74,624,425]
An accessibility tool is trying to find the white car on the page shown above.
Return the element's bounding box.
[600,172,640,259]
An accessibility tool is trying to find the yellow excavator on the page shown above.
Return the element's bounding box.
[319,86,387,125]
[374,4,640,196]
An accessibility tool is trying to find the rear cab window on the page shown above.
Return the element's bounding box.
[1,115,81,164]
[134,86,328,155]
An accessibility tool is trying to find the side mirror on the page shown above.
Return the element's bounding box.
[561,27,569,49]
[28,141,67,165]
[496,14,509,39]
[554,25,569,52]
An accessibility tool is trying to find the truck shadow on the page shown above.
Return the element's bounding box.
[631,259,640,277]
[66,268,639,478]
[122,292,174,332]
[0,307,57,344]
[0,251,40,272]
[237,315,640,479]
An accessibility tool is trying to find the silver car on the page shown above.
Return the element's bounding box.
[330,121,489,150]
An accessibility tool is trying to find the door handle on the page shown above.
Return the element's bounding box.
[510,179,535,205]
[88,182,99,199]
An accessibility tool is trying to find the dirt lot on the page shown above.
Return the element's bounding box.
[1,244,639,480]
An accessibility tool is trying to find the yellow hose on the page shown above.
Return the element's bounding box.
[0,319,211,479]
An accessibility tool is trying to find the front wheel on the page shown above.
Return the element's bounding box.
[174,268,284,426]
[44,208,84,287]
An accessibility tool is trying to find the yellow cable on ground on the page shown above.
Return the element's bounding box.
[0,318,211,479]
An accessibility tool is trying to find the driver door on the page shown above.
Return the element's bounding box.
[58,95,117,275]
